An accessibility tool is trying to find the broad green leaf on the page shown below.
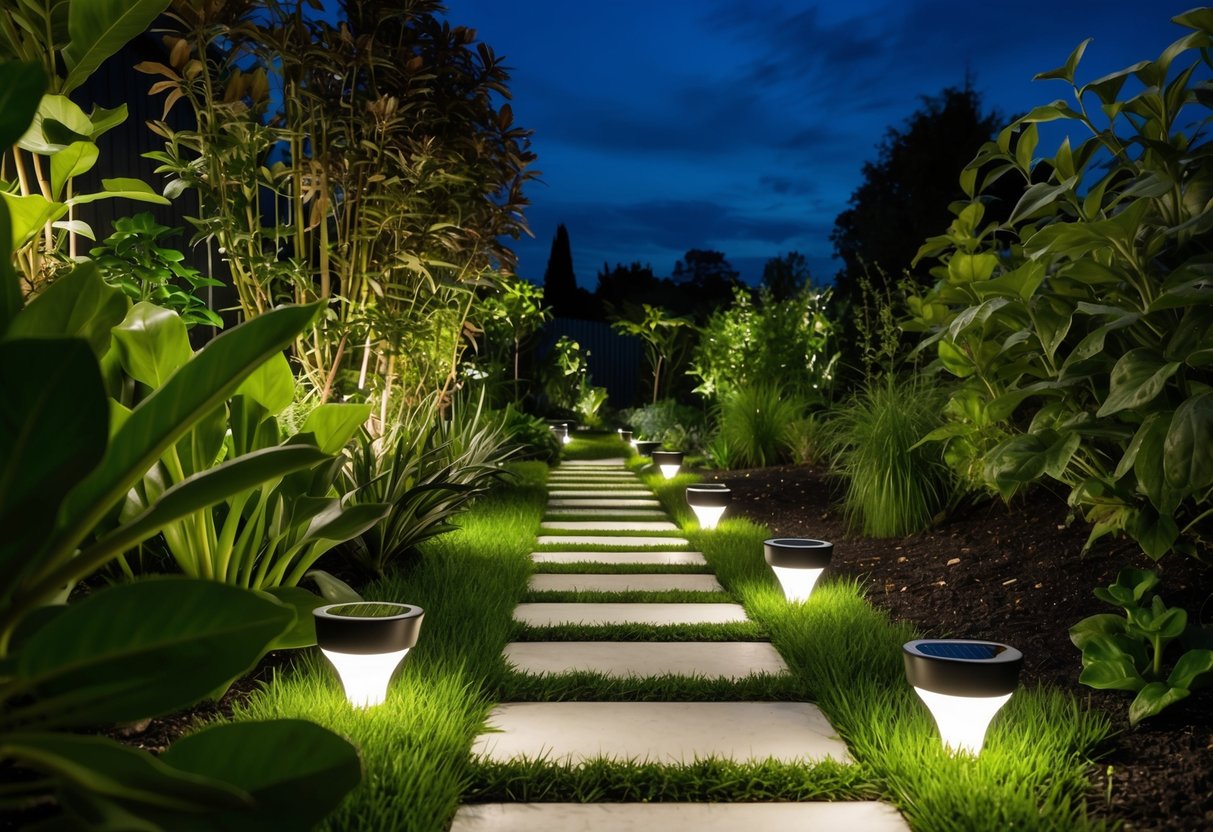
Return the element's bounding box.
[54,303,321,569]
[1134,410,1178,513]
[51,218,95,240]
[0,61,47,150]
[1168,649,1213,690]
[1129,681,1189,725]
[67,177,170,207]
[1079,655,1146,692]
[1174,7,1213,35]
[160,719,361,831]
[972,260,1045,301]
[1126,506,1179,560]
[16,94,92,153]
[0,732,250,812]
[1031,296,1072,363]
[49,141,99,201]
[1081,62,1151,106]
[0,191,68,250]
[6,262,127,357]
[1069,613,1127,650]
[1163,392,1213,491]
[1042,430,1081,479]
[984,431,1057,498]
[11,579,293,728]
[937,338,975,377]
[1097,349,1181,417]
[946,252,999,284]
[1115,412,1167,480]
[62,0,173,94]
[88,104,128,139]
[235,352,295,414]
[299,402,372,454]
[1010,179,1075,225]
[1015,122,1038,172]
[261,587,320,649]
[0,199,17,334]
[305,570,364,604]
[0,339,106,589]
[111,302,192,388]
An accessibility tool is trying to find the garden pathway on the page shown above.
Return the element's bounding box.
[452,458,908,831]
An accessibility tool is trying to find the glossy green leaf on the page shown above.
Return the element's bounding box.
[62,0,173,94]
[1129,682,1189,725]
[1097,349,1181,417]
[1009,179,1074,225]
[111,302,192,388]
[1126,506,1179,560]
[299,403,372,454]
[6,262,127,357]
[261,587,321,649]
[67,177,170,207]
[0,191,68,250]
[1163,392,1213,491]
[1069,613,1127,650]
[1079,654,1146,692]
[17,94,91,153]
[0,61,47,150]
[946,252,999,284]
[55,303,321,564]
[1168,649,1213,690]
[1034,39,1091,83]
[984,431,1056,498]
[1115,411,1167,480]
[235,352,295,414]
[11,579,293,728]
[304,570,364,604]
[49,141,99,201]
[160,719,361,831]
[0,339,106,589]
[0,732,249,812]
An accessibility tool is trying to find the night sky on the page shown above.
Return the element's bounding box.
[442,0,1200,288]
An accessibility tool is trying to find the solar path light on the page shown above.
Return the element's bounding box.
[763,538,832,602]
[651,450,684,479]
[314,602,425,708]
[618,428,633,444]
[902,638,1023,756]
[634,440,660,456]
[686,483,731,530]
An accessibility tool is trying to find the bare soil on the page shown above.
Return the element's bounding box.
[709,462,1213,832]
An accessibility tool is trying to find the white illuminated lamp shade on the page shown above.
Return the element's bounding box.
[634,439,660,456]
[314,602,424,708]
[763,538,832,602]
[550,423,569,444]
[618,428,633,444]
[902,639,1023,756]
[560,423,572,445]
[686,483,731,530]
[651,450,684,479]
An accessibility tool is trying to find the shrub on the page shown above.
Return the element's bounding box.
[620,400,708,450]
[501,405,561,463]
[714,384,803,468]
[823,376,955,537]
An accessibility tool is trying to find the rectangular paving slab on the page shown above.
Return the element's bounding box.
[470,701,849,764]
[547,498,661,508]
[548,490,654,498]
[503,641,786,678]
[532,551,707,565]
[539,520,680,532]
[451,802,909,832]
[536,535,689,547]
[514,602,747,626]
[528,573,723,592]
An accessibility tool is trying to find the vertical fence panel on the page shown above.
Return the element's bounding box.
[537,318,642,409]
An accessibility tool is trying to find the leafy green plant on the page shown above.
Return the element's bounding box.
[823,375,954,536]
[714,384,803,468]
[573,377,609,428]
[91,212,222,327]
[612,303,691,403]
[909,11,1213,559]
[475,274,550,402]
[1071,567,1213,724]
[620,400,707,448]
[499,404,561,463]
[689,285,837,405]
[541,335,589,413]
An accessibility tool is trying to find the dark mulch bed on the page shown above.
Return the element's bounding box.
[708,462,1213,832]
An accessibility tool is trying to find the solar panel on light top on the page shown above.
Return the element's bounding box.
[917,641,1002,660]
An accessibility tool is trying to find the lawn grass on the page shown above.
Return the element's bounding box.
[495,669,808,702]
[532,561,712,575]
[522,589,732,603]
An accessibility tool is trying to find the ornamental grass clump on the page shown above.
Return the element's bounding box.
[823,375,954,537]
[714,384,803,469]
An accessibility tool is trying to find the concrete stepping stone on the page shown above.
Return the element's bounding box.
[451,802,909,832]
[544,508,668,518]
[503,641,787,679]
[539,520,680,532]
[558,459,628,466]
[548,490,653,499]
[551,469,636,476]
[532,551,707,565]
[548,498,661,508]
[528,573,723,592]
[514,602,747,626]
[470,701,849,764]
[536,535,689,547]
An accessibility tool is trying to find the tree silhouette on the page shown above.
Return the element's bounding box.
[542,223,595,318]
[761,251,812,301]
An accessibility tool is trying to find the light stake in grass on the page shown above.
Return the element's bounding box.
[618,428,633,444]
[686,483,730,530]
[763,538,832,602]
[634,439,660,456]
[314,602,424,708]
[651,450,684,479]
[551,423,570,445]
[902,638,1022,756]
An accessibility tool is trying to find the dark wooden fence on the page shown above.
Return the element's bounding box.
[537,317,641,409]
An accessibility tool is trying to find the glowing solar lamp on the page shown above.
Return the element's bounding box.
[763,538,832,602]
[634,440,660,456]
[651,450,684,479]
[551,423,569,444]
[314,602,425,708]
[618,428,633,444]
[902,639,1023,756]
[686,483,731,529]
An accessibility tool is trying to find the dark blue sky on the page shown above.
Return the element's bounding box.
[443,1,1200,287]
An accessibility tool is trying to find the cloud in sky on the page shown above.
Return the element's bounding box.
[449,0,1200,287]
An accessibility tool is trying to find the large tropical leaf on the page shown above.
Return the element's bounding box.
[62,0,173,94]
[0,61,47,150]
[6,262,128,356]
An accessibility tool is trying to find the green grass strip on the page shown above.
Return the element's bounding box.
[531,562,712,575]
[512,621,767,642]
[495,669,808,703]
[522,589,731,603]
